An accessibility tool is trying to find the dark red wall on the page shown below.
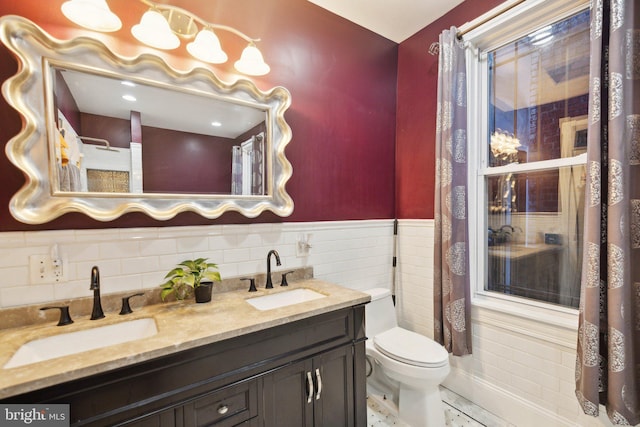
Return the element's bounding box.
[395,0,508,219]
[80,114,131,149]
[54,70,81,131]
[0,0,397,230]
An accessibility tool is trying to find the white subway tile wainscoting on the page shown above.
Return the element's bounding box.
[0,219,623,426]
[0,220,394,309]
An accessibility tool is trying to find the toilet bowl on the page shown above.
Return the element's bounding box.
[364,288,450,427]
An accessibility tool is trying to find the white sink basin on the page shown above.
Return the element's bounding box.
[3,318,158,369]
[246,288,326,311]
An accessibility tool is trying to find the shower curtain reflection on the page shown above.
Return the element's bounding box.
[558,116,587,306]
[231,132,265,196]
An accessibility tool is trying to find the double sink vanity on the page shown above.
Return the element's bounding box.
[0,278,370,426]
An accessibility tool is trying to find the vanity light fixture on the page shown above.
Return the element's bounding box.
[234,42,270,76]
[187,28,228,64]
[131,8,180,50]
[61,0,122,32]
[60,0,271,76]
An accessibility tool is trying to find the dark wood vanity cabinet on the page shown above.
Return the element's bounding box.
[262,345,354,427]
[3,305,367,427]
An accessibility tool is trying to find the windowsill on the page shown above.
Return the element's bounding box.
[471,292,579,349]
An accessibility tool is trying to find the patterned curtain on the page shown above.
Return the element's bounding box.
[434,27,472,356]
[575,0,640,424]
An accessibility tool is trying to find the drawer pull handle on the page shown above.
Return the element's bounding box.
[217,405,229,415]
[306,371,314,403]
[315,368,322,400]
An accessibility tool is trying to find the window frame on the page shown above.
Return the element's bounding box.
[464,0,590,322]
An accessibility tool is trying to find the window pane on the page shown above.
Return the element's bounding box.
[485,166,585,308]
[487,9,590,168]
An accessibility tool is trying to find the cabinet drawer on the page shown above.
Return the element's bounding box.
[185,379,258,427]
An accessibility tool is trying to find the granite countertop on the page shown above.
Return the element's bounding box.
[0,279,370,399]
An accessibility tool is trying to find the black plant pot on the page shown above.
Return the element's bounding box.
[194,282,213,303]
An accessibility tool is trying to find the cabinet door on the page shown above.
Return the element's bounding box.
[262,346,354,427]
[262,359,314,427]
[312,346,354,427]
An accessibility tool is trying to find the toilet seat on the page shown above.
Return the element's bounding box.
[373,327,449,368]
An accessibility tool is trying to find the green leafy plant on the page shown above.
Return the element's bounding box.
[160,258,221,301]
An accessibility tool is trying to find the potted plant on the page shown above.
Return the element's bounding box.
[160,258,221,303]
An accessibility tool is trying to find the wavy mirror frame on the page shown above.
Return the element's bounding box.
[0,16,293,223]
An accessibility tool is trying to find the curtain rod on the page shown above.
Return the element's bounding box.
[456,0,527,39]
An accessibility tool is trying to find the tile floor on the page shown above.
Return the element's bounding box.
[367,386,514,427]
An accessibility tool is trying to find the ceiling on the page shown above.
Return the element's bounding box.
[59,69,265,139]
[307,0,465,43]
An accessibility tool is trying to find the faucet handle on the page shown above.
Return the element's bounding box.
[240,277,257,292]
[40,306,74,326]
[120,293,144,315]
[280,271,295,287]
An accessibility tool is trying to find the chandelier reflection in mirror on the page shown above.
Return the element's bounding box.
[60,0,270,76]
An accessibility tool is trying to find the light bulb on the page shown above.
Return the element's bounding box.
[187,29,228,64]
[234,43,270,76]
[61,0,122,32]
[131,9,180,50]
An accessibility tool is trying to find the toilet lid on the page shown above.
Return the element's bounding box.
[373,327,449,368]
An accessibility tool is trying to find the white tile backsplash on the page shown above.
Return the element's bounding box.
[0,220,395,309]
[3,284,55,307]
[175,236,209,253]
[0,247,40,269]
[0,266,29,288]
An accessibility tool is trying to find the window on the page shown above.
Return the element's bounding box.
[466,0,590,310]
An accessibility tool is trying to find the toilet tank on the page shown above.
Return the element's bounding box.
[363,288,398,337]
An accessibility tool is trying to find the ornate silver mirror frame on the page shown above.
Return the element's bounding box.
[0,16,293,223]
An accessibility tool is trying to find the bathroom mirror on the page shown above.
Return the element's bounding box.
[0,16,293,223]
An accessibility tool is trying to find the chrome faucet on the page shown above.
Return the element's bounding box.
[265,249,281,289]
[90,266,105,320]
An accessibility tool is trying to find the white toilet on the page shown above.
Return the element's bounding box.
[364,288,450,427]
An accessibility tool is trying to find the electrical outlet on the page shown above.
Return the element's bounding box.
[29,255,67,284]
